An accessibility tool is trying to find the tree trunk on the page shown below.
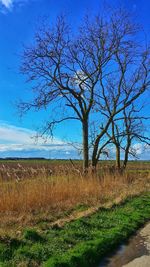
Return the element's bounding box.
[82,120,89,172]
[123,150,128,169]
[91,139,99,171]
[116,144,121,169]
[91,117,113,171]
[91,157,98,173]
[123,140,131,169]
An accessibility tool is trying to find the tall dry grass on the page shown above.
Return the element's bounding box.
[0,161,149,237]
[0,171,149,215]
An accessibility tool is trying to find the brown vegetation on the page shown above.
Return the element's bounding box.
[0,161,150,236]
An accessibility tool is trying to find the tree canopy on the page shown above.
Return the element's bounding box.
[19,7,150,172]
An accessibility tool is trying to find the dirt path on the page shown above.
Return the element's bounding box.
[50,197,122,228]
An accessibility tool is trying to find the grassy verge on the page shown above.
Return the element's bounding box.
[0,193,150,267]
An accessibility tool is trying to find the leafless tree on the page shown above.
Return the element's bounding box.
[106,103,150,170]
[19,8,150,172]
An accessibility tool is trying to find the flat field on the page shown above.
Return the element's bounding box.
[0,160,150,266]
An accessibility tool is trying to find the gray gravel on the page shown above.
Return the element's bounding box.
[123,223,150,267]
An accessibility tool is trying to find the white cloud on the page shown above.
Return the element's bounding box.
[131,143,143,155]
[0,122,73,154]
[105,142,150,160]
[0,143,71,152]
[0,122,80,159]
[0,0,32,11]
[0,122,63,145]
[0,0,12,9]
[128,143,150,160]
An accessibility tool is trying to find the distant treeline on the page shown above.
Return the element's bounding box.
[0,157,149,162]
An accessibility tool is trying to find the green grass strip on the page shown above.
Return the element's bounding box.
[44,194,150,267]
[0,193,150,267]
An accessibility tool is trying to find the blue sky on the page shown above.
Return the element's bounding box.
[0,0,150,159]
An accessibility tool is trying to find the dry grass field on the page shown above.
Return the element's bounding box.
[0,160,150,237]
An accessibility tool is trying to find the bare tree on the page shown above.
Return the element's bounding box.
[90,13,150,169]
[122,104,150,169]
[19,8,150,172]
[106,103,150,170]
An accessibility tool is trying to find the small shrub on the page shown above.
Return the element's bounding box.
[23,229,43,242]
[0,243,12,261]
